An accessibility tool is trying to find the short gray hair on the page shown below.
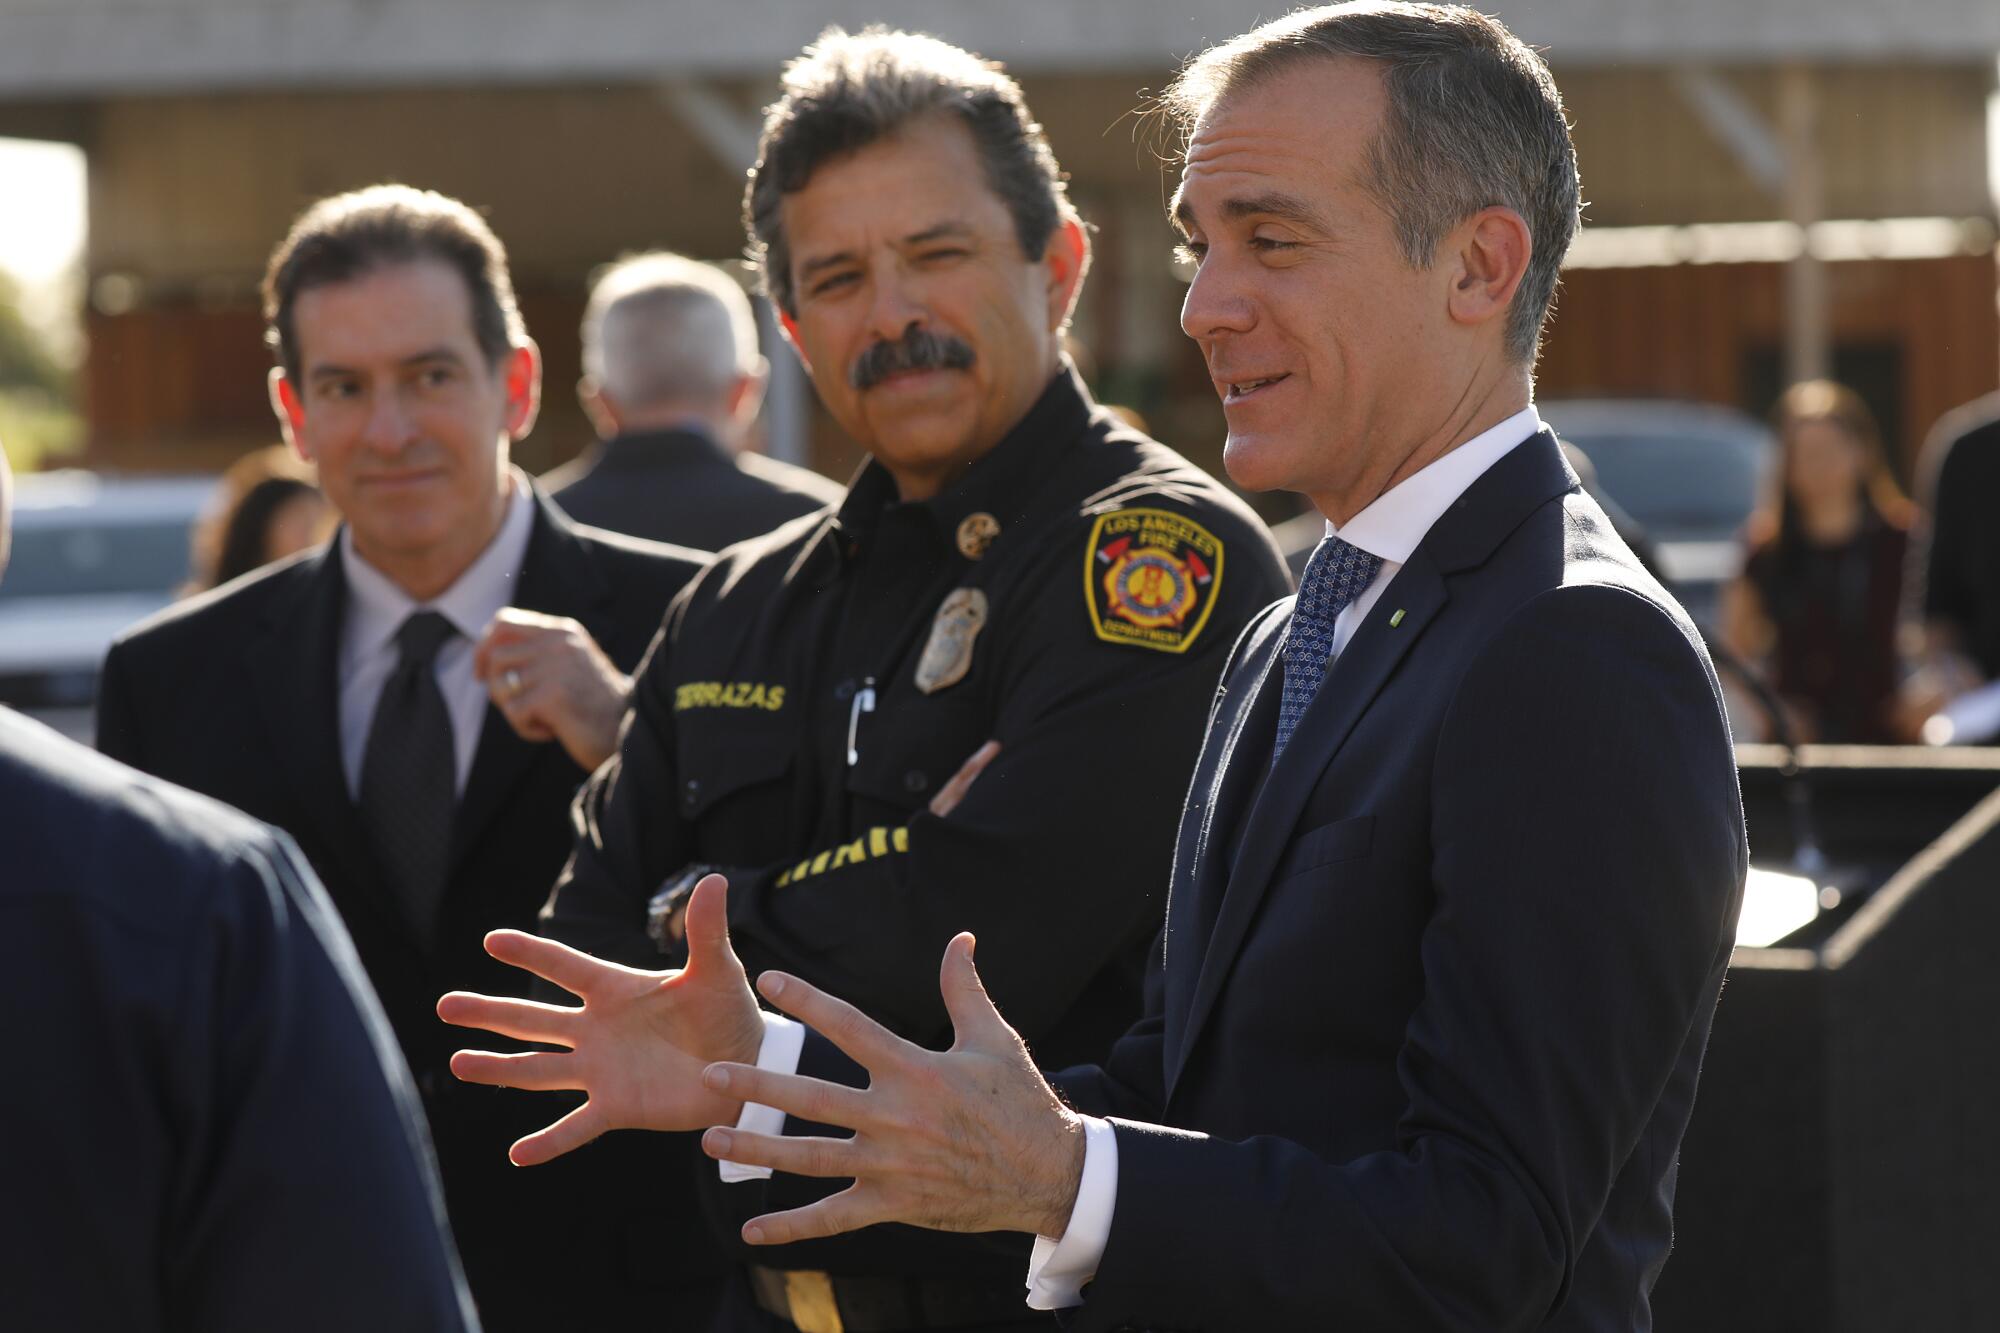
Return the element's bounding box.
[744,27,1077,315]
[580,252,761,408]
[1165,2,1580,363]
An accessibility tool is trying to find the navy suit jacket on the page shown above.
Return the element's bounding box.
[0,707,476,1332]
[1043,432,1747,1330]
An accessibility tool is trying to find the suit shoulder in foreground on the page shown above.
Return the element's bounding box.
[0,709,477,1333]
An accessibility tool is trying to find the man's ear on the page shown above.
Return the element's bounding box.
[269,368,309,460]
[1446,206,1532,338]
[578,376,620,439]
[1042,215,1091,333]
[729,356,771,427]
[502,339,544,440]
[775,309,811,374]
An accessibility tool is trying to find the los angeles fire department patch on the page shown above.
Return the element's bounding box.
[1084,507,1225,654]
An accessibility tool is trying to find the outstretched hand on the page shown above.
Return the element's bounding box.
[696,933,1088,1244]
[437,873,765,1164]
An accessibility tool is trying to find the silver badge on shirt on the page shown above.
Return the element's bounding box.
[915,588,989,695]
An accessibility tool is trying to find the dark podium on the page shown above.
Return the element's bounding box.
[1654,745,2000,1331]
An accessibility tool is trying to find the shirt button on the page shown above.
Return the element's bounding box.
[903,770,929,794]
[834,679,856,702]
[682,777,702,809]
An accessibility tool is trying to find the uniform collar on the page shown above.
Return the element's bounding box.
[1325,406,1543,564]
[822,360,1095,568]
[339,472,536,666]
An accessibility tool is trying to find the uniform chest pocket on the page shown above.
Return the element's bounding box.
[674,716,796,821]
[1270,814,1375,885]
[846,696,993,813]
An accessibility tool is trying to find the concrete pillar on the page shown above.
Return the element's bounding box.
[1779,64,1831,385]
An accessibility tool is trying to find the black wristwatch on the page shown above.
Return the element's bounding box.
[646,863,720,952]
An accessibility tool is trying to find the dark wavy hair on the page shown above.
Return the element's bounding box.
[263,184,524,383]
[744,27,1077,315]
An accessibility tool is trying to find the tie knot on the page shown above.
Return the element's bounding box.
[1295,536,1383,635]
[395,610,458,666]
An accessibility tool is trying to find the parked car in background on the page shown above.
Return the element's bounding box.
[0,471,215,742]
[1539,398,1775,630]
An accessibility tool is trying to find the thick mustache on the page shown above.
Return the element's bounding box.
[849,326,976,390]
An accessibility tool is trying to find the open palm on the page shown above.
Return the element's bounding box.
[437,874,765,1164]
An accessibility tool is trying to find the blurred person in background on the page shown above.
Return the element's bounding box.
[188,444,334,592]
[94,185,718,1331]
[1905,248,2000,729]
[544,251,843,548]
[0,445,477,1333]
[1721,380,1911,743]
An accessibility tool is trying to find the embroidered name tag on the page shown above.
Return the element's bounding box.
[674,681,788,713]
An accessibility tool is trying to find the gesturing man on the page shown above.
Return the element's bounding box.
[529,27,1287,1331]
[446,5,1747,1330]
[96,187,716,1330]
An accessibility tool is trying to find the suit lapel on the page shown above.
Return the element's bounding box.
[447,490,610,879]
[245,548,398,918]
[1163,429,1581,1099]
[1161,614,1285,1073]
[1167,548,1448,1100]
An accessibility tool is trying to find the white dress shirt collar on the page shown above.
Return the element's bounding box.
[339,476,535,658]
[1324,405,1545,562]
[335,477,537,800]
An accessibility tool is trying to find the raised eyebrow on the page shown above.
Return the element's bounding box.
[797,249,860,281]
[401,347,468,369]
[903,220,976,246]
[1220,191,1333,232]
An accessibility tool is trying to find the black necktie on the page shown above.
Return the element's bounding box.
[359,610,459,940]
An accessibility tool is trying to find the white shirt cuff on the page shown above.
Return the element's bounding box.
[716,1010,806,1182]
[1024,1115,1118,1310]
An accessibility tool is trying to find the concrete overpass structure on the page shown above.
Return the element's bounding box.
[0,0,1994,481]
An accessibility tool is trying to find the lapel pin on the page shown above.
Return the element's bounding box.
[1389,608,1406,627]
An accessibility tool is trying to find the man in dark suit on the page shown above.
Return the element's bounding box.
[437,8,1746,1331]
[96,186,715,1331]
[0,448,474,1333]
[544,250,844,549]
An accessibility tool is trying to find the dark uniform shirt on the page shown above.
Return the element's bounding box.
[545,367,1285,1065]
[543,367,1285,1306]
[545,425,845,552]
[1916,393,2000,680]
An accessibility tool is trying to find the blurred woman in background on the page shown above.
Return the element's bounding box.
[1722,380,1913,743]
[188,446,332,592]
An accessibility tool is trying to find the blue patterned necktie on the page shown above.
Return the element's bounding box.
[1274,536,1383,760]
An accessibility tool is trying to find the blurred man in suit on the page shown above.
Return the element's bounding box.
[95,186,717,1331]
[0,444,476,1333]
[545,251,843,549]
[441,7,1746,1331]
[1905,240,2000,738]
